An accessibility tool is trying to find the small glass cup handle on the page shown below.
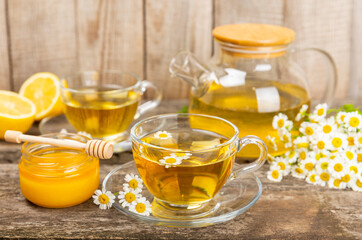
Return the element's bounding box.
[136,80,162,117]
[230,135,268,180]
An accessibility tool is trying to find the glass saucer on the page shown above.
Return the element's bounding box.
[102,161,262,228]
[39,114,132,152]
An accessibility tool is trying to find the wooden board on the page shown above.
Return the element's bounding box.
[76,0,144,76]
[350,0,362,100]
[7,0,77,91]
[146,0,213,99]
[284,0,353,101]
[0,0,11,90]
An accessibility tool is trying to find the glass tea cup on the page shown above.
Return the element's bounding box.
[130,113,267,218]
[60,71,162,151]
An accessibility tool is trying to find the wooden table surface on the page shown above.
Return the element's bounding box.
[0,100,361,240]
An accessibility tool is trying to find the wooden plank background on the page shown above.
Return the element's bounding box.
[0,0,361,100]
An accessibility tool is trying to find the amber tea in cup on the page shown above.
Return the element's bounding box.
[131,113,267,217]
[60,71,161,150]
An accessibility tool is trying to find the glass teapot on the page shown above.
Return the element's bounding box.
[169,23,337,159]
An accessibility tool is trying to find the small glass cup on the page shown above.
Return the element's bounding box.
[130,113,267,218]
[60,71,162,151]
[19,133,99,208]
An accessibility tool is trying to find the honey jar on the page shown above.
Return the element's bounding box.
[18,133,99,208]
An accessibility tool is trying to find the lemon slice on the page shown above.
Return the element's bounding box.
[19,72,63,121]
[0,90,36,138]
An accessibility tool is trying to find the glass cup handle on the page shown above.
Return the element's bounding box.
[136,80,162,117]
[291,47,338,105]
[230,135,268,180]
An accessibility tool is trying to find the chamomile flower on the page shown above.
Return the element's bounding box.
[328,177,347,189]
[291,165,306,179]
[170,152,192,160]
[123,174,143,193]
[295,104,309,121]
[343,111,362,132]
[266,135,278,151]
[328,159,347,178]
[328,133,348,151]
[336,111,348,125]
[118,187,142,208]
[285,150,299,164]
[297,148,309,161]
[154,130,172,140]
[310,103,328,122]
[315,158,330,174]
[341,149,357,161]
[294,136,309,150]
[129,197,152,216]
[159,156,182,168]
[341,172,353,185]
[92,188,116,210]
[354,132,362,146]
[272,113,292,130]
[318,118,337,136]
[300,158,316,173]
[299,122,317,137]
[358,152,362,163]
[310,134,329,153]
[315,171,331,186]
[349,176,362,192]
[279,129,292,148]
[267,165,283,182]
[272,157,291,176]
[306,171,319,185]
[346,132,357,147]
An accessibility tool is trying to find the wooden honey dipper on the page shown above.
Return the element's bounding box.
[4,130,113,159]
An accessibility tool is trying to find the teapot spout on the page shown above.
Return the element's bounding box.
[169,50,213,97]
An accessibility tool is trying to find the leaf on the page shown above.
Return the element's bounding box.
[177,105,188,113]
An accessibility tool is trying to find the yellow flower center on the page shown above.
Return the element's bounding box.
[288,151,295,159]
[283,135,290,142]
[299,151,307,160]
[359,137,362,144]
[356,179,362,188]
[317,108,324,116]
[98,194,110,204]
[346,151,354,160]
[333,163,343,172]
[323,125,332,133]
[316,152,326,160]
[342,174,351,183]
[320,172,330,181]
[135,202,146,213]
[333,179,341,187]
[347,137,355,146]
[350,166,358,174]
[277,162,286,170]
[321,162,329,170]
[357,154,362,163]
[295,168,303,174]
[297,143,309,149]
[305,127,314,135]
[349,117,360,127]
[332,137,342,148]
[317,141,325,150]
[165,158,177,164]
[309,174,316,182]
[125,192,136,203]
[277,119,285,128]
[159,133,169,138]
[305,163,314,171]
[129,179,139,189]
[340,115,345,121]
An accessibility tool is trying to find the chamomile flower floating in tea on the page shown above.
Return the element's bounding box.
[266,103,362,192]
[118,188,142,207]
[92,188,116,210]
[129,197,152,216]
[170,152,192,160]
[154,131,172,140]
[123,173,143,192]
[159,156,183,168]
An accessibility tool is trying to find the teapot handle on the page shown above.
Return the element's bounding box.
[290,47,337,105]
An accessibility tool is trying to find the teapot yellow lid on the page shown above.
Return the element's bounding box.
[213,23,295,46]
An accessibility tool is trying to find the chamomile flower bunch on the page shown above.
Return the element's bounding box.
[266,103,362,192]
[93,173,152,216]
